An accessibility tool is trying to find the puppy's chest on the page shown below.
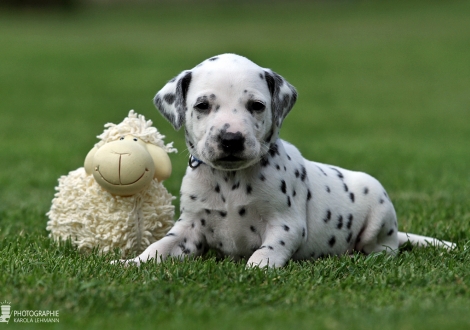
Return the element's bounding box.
[180,168,270,256]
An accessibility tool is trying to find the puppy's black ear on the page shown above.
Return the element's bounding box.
[153,70,192,130]
[264,69,297,128]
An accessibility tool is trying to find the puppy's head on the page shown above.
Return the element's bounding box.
[154,54,297,170]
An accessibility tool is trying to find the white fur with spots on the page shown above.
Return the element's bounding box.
[120,54,455,268]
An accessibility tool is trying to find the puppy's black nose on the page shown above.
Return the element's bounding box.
[219,131,245,154]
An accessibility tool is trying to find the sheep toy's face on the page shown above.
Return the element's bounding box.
[84,135,172,196]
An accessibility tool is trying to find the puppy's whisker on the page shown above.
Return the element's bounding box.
[260,141,271,155]
[182,148,191,157]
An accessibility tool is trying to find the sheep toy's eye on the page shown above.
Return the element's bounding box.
[133,138,138,142]
[120,137,125,140]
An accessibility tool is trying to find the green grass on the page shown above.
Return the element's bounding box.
[1,0,469,329]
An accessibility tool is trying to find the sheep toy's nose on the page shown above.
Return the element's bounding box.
[90,140,155,196]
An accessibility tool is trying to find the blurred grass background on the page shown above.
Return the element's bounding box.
[1,0,469,231]
[0,0,469,329]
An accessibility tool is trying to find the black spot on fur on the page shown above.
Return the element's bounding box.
[283,225,290,231]
[294,169,300,178]
[302,228,306,237]
[239,207,246,216]
[347,214,353,229]
[287,154,291,161]
[232,182,240,190]
[259,174,266,181]
[268,246,274,250]
[300,165,307,181]
[364,187,369,195]
[307,189,312,201]
[269,143,280,157]
[200,219,206,226]
[250,225,256,233]
[163,93,176,104]
[326,186,331,193]
[180,245,191,255]
[329,236,336,247]
[287,196,291,207]
[280,240,285,246]
[350,193,355,203]
[190,195,197,200]
[246,185,253,194]
[215,184,220,193]
[337,215,343,229]
[317,166,327,176]
[209,56,219,61]
[280,180,287,194]
[324,210,332,222]
[165,232,176,237]
[205,209,211,214]
[330,167,344,179]
[343,183,349,192]
[379,198,385,204]
[346,232,352,243]
[219,211,227,217]
[387,229,394,236]
[260,156,270,167]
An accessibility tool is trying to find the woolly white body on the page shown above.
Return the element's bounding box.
[47,167,175,256]
[47,110,176,256]
[123,54,454,268]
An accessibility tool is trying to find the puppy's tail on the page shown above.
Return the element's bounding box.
[397,232,456,250]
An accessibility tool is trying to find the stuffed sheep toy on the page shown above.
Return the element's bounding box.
[47,110,177,256]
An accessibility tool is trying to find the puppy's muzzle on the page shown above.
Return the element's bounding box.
[218,131,245,161]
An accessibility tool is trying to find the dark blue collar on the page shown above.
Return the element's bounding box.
[188,155,204,169]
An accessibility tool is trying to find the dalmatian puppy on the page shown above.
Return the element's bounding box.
[122,53,455,268]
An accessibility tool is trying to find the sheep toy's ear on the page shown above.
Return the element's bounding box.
[153,70,192,131]
[84,147,98,175]
[146,144,172,182]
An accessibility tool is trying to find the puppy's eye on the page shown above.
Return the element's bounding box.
[194,101,210,112]
[247,101,266,113]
